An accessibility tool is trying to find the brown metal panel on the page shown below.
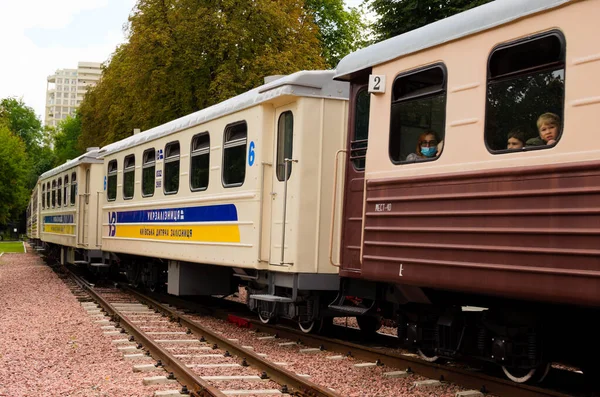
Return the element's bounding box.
[362,160,600,306]
[340,80,369,276]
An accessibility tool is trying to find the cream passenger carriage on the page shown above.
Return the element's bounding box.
[38,149,104,266]
[98,71,349,330]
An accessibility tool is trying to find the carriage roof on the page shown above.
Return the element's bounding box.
[334,0,573,81]
[99,70,348,157]
[39,148,102,180]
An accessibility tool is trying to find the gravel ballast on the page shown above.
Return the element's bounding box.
[0,252,175,396]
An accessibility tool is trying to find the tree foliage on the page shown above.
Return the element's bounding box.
[0,125,30,224]
[368,0,492,41]
[0,98,42,153]
[305,0,366,67]
[79,0,328,148]
[54,114,84,166]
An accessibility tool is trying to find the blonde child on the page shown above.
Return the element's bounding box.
[526,113,560,146]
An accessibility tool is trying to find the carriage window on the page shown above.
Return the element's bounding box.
[389,64,446,163]
[46,182,50,209]
[51,180,56,207]
[57,178,62,206]
[223,121,247,187]
[352,89,370,170]
[70,172,77,205]
[276,112,294,181]
[107,160,118,201]
[142,149,155,197]
[164,142,180,195]
[42,184,45,209]
[190,133,210,191]
[485,31,565,152]
[64,175,69,207]
[123,155,135,200]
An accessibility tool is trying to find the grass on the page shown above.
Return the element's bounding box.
[0,241,25,254]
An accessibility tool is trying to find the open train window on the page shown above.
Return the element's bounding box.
[222,121,247,187]
[190,133,210,191]
[42,184,45,209]
[389,64,446,163]
[123,154,135,200]
[57,178,62,206]
[46,182,50,209]
[51,180,56,207]
[107,160,118,201]
[142,149,155,197]
[276,112,294,181]
[164,142,180,195]
[352,89,370,170]
[63,175,69,207]
[485,31,565,153]
[70,172,77,205]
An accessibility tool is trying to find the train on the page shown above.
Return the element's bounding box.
[27,0,600,384]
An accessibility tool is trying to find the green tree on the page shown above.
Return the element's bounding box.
[0,98,43,153]
[305,0,366,67]
[0,125,30,224]
[54,114,84,166]
[368,0,492,41]
[79,0,327,148]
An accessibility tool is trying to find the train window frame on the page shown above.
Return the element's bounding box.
[190,132,210,192]
[42,184,45,209]
[351,88,370,171]
[222,121,248,188]
[276,111,294,182]
[63,175,69,207]
[57,178,62,207]
[107,160,118,201]
[51,180,56,208]
[123,154,135,200]
[163,141,180,195]
[70,172,77,205]
[388,63,447,165]
[142,148,156,197]
[46,182,50,209]
[484,30,566,154]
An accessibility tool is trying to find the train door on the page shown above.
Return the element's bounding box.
[340,84,370,275]
[269,105,296,266]
[83,168,91,245]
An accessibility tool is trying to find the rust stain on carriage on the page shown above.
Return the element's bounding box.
[345,160,600,307]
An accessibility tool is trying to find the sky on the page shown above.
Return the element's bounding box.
[0,0,365,124]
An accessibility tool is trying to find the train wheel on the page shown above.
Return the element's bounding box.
[356,316,382,335]
[417,348,440,363]
[298,319,319,333]
[258,311,275,324]
[502,362,550,383]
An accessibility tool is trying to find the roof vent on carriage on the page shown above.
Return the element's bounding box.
[86,147,99,152]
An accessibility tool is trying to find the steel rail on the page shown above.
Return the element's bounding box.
[124,286,340,397]
[67,272,226,397]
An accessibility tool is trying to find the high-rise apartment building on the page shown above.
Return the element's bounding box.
[44,62,102,127]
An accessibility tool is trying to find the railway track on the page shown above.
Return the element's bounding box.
[147,293,584,397]
[58,266,338,397]
[49,257,584,397]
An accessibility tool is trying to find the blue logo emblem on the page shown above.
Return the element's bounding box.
[157,149,164,160]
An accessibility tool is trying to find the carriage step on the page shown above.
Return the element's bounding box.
[90,262,110,268]
[73,260,88,265]
[249,294,293,303]
[328,304,371,316]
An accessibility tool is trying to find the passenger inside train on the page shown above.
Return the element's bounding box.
[506,129,525,150]
[526,112,561,146]
[406,131,443,161]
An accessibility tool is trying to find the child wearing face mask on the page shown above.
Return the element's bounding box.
[526,113,560,146]
[406,131,442,161]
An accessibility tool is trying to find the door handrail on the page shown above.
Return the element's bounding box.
[280,158,298,266]
[258,162,272,263]
[329,149,347,267]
